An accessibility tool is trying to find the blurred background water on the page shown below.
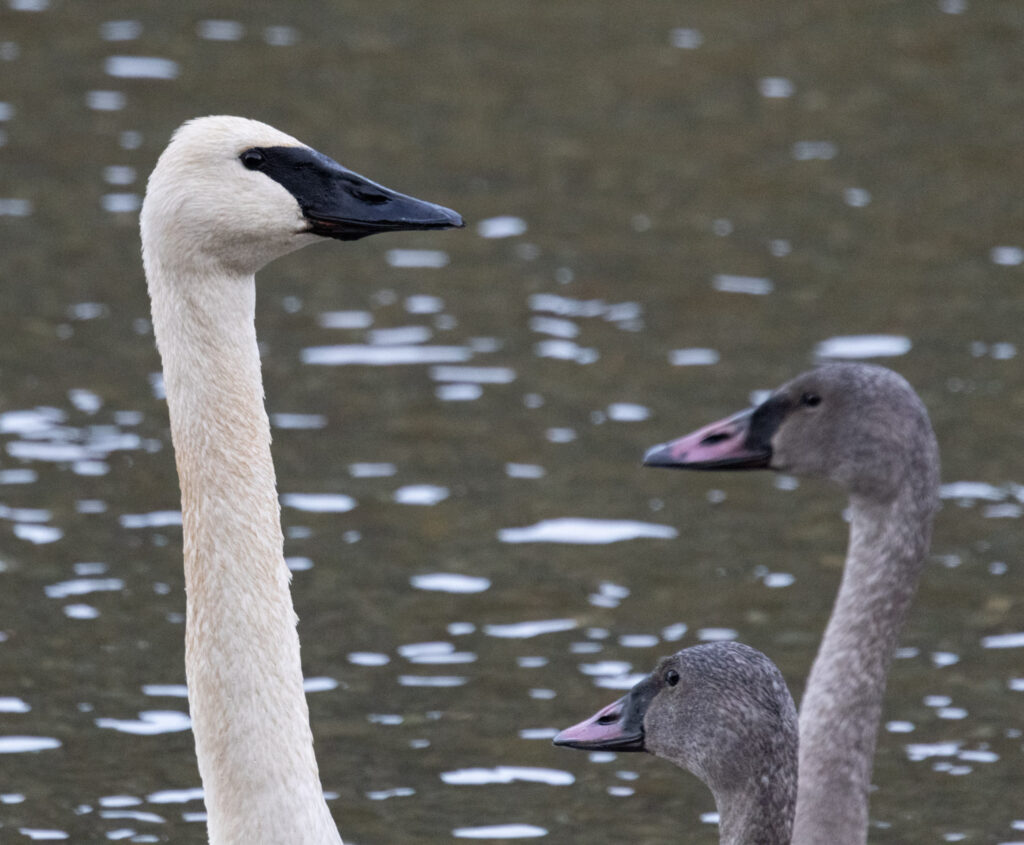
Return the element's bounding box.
[0,1,1022,842]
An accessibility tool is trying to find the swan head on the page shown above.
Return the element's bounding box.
[554,642,798,796]
[643,363,938,502]
[141,115,463,275]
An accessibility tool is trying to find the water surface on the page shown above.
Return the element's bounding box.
[0,2,1023,842]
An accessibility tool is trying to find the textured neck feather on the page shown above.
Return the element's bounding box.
[715,723,796,845]
[792,481,936,845]
[716,774,795,845]
[146,252,342,845]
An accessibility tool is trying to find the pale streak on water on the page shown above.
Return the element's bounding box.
[0,2,1023,844]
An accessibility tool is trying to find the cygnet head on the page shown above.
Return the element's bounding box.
[141,115,463,275]
[643,363,938,503]
[555,642,798,803]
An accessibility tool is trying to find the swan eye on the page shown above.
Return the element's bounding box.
[800,392,822,408]
[664,669,680,687]
[240,149,265,170]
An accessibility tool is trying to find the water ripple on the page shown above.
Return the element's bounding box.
[441,766,573,786]
[453,824,547,839]
[0,736,61,753]
[815,335,912,359]
[301,345,472,366]
[498,518,677,545]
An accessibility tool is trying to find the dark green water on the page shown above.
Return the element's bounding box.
[0,1,1022,842]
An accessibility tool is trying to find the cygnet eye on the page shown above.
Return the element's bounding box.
[240,149,265,170]
[800,392,822,408]
[665,669,680,687]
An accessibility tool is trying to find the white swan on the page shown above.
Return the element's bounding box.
[140,115,462,845]
[556,642,799,845]
[643,363,940,845]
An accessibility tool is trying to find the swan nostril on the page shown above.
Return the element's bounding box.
[351,187,390,205]
[700,431,732,446]
[596,713,620,726]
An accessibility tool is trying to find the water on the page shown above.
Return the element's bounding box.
[1,2,1023,842]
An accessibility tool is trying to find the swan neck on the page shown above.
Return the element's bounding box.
[145,254,342,844]
[713,751,796,845]
[792,481,936,845]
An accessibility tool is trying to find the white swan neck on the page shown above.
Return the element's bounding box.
[147,255,342,845]
[792,490,935,845]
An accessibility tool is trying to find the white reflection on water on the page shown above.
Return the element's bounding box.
[981,632,1024,649]
[430,365,516,384]
[348,652,390,666]
[529,316,578,338]
[906,741,960,761]
[669,27,703,49]
[99,20,142,41]
[120,511,181,528]
[141,685,187,698]
[302,677,338,693]
[453,824,547,839]
[63,604,98,620]
[318,310,373,329]
[146,788,204,804]
[0,697,30,713]
[101,193,140,213]
[86,90,124,111]
[367,787,415,800]
[17,830,68,841]
[410,573,491,593]
[0,198,32,215]
[394,485,449,505]
[477,216,527,239]
[442,766,573,786]
[369,325,432,345]
[595,673,647,690]
[0,736,61,753]
[579,661,632,677]
[397,675,467,687]
[13,524,62,544]
[529,294,641,328]
[698,628,738,642]
[712,274,774,295]
[398,642,454,659]
[95,711,190,735]
[535,339,598,364]
[498,518,677,545]
[941,481,1007,501]
[792,140,838,160]
[45,577,123,598]
[270,413,327,430]
[348,462,396,478]
[483,619,577,639]
[104,56,179,79]
[506,463,545,479]
[197,20,244,40]
[606,403,649,422]
[815,334,912,359]
[669,347,720,366]
[437,384,482,401]
[385,249,449,268]
[990,246,1023,266]
[280,492,356,513]
[301,344,472,365]
[758,77,794,98]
